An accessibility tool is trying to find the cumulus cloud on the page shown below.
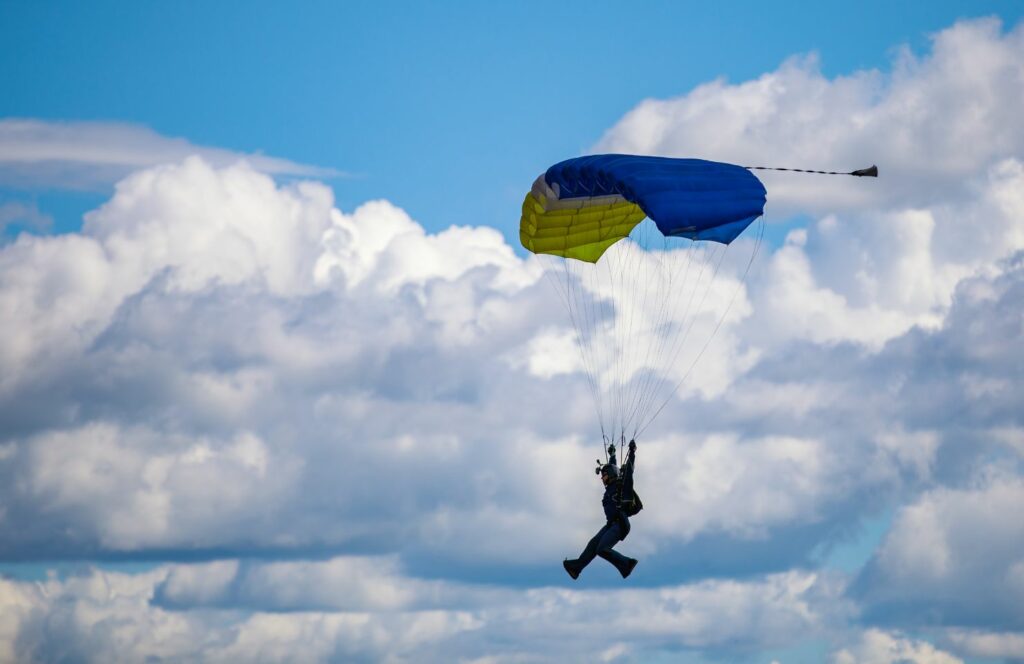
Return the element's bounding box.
[738,158,1024,351]
[1,151,1019,656]
[0,119,341,191]
[15,424,300,552]
[0,567,481,663]
[946,629,1024,662]
[854,470,1024,629]
[0,157,338,392]
[832,629,963,664]
[0,156,582,565]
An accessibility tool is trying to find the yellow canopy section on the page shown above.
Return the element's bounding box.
[519,191,647,263]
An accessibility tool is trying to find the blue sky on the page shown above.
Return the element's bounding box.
[2,3,1024,663]
[4,1,1023,238]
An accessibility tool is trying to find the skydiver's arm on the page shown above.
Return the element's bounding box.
[623,440,636,473]
[621,440,636,490]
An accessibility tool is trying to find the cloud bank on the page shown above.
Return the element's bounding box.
[0,119,340,191]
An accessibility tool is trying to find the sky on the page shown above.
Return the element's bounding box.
[1,2,1024,662]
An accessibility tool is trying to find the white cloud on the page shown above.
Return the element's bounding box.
[0,567,482,663]
[85,156,339,296]
[856,470,1024,628]
[0,158,340,392]
[637,433,833,542]
[832,629,963,664]
[0,564,850,663]
[0,118,340,190]
[0,156,588,563]
[745,228,922,349]
[20,423,300,551]
[316,199,528,295]
[946,629,1024,661]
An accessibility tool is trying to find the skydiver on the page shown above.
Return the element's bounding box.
[563,439,639,580]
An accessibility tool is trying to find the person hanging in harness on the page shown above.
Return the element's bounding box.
[563,439,643,580]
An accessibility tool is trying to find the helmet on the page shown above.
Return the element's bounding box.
[599,463,619,479]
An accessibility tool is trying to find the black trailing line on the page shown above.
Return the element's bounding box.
[745,165,878,177]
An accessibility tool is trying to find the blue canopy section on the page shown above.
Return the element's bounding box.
[544,155,767,244]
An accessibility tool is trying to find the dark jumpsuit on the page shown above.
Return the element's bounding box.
[566,448,637,577]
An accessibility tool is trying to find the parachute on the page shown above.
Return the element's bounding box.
[520,155,767,445]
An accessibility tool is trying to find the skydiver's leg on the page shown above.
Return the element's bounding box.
[596,522,638,578]
[574,523,610,569]
[564,524,611,578]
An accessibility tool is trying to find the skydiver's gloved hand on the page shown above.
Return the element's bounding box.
[628,439,636,452]
[606,443,617,467]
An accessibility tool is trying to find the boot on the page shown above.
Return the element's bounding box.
[619,557,638,579]
[563,559,581,580]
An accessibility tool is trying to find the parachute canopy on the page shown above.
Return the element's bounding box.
[519,155,768,442]
[520,155,767,263]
